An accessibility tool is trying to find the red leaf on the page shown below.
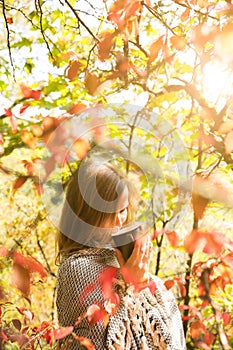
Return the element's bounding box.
[20,84,41,100]
[73,335,96,350]
[12,319,22,331]
[12,251,47,278]
[165,231,179,247]
[222,312,231,326]
[12,176,28,192]
[67,103,86,115]
[4,108,12,117]
[22,160,34,175]
[86,304,109,327]
[164,279,175,290]
[148,36,164,63]
[20,104,30,114]
[85,72,100,95]
[53,326,73,340]
[202,231,224,255]
[6,17,13,24]
[65,60,81,80]
[12,263,31,297]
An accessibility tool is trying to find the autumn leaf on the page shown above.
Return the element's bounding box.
[192,192,210,220]
[181,8,190,21]
[30,124,43,137]
[12,262,31,297]
[65,60,81,80]
[21,129,38,149]
[73,335,96,350]
[224,130,233,154]
[85,72,100,95]
[86,304,109,328]
[67,103,86,115]
[5,109,17,133]
[53,326,73,340]
[73,139,90,160]
[215,23,233,63]
[218,120,233,134]
[20,104,30,114]
[98,31,116,61]
[165,231,179,247]
[0,246,9,258]
[148,36,164,63]
[12,251,47,278]
[6,17,13,24]
[170,35,187,51]
[12,176,28,193]
[184,230,204,254]
[164,279,175,290]
[20,84,41,100]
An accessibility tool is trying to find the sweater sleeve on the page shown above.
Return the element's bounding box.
[106,275,186,350]
[56,255,108,350]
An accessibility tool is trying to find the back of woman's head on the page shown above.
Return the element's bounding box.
[56,158,137,262]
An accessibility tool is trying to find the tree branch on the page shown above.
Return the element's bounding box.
[64,0,99,42]
[2,0,15,80]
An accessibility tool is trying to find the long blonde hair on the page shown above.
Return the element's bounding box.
[56,159,137,264]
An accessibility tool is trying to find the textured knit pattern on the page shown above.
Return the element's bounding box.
[56,248,186,349]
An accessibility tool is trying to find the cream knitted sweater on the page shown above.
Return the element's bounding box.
[56,248,186,350]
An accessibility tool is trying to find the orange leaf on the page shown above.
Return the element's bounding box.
[6,17,13,24]
[222,312,231,326]
[73,335,96,350]
[215,23,233,63]
[164,279,175,290]
[53,326,73,340]
[85,72,100,95]
[73,139,90,160]
[190,320,205,340]
[30,124,43,137]
[192,192,209,220]
[202,231,224,255]
[224,130,233,154]
[21,129,38,149]
[67,103,86,115]
[20,84,41,100]
[148,36,164,63]
[12,176,28,192]
[184,230,204,254]
[181,8,190,21]
[0,246,9,258]
[98,31,115,61]
[165,231,179,247]
[86,304,109,327]
[218,120,233,134]
[65,60,81,80]
[170,35,187,51]
[20,104,30,114]
[12,263,30,297]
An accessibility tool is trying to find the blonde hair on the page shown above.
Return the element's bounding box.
[56,159,137,264]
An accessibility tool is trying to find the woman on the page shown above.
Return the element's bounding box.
[56,157,186,349]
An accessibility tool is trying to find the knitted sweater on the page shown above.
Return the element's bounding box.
[56,248,186,350]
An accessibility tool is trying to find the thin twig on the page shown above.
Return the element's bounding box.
[64,0,99,42]
[2,0,15,80]
[36,0,55,61]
